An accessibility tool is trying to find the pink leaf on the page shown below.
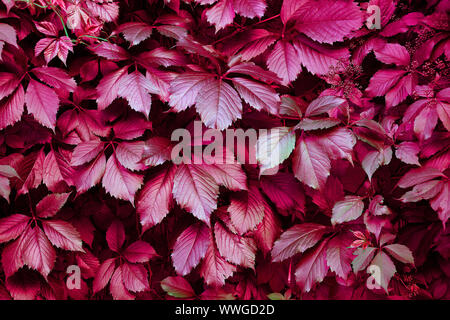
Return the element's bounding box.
[374,43,410,66]
[161,276,195,298]
[370,251,396,294]
[397,167,445,189]
[0,85,24,130]
[266,40,303,85]
[0,72,20,100]
[205,0,235,32]
[233,0,266,18]
[123,240,157,263]
[25,79,60,130]
[102,154,143,203]
[331,196,365,225]
[292,0,363,44]
[0,214,30,243]
[168,72,212,111]
[430,182,449,226]
[42,220,83,251]
[171,223,210,276]
[384,244,414,265]
[118,22,153,45]
[228,185,265,234]
[142,137,173,167]
[196,78,242,130]
[137,165,175,230]
[326,235,353,280]
[96,67,129,110]
[271,223,328,262]
[352,247,377,273]
[115,141,145,171]
[110,265,135,300]
[253,203,281,254]
[366,69,406,97]
[232,77,280,114]
[305,96,345,117]
[395,142,420,166]
[201,239,236,286]
[21,227,56,278]
[294,238,329,293]
[91,42,129,61]
[70,140,104,167]
[31,66,77,92]
[106,220,125,252]
[0,23,17,47]
[121,262,149,293]
[93,258,116,293]
[214,222,256,269]
[43,149,74,191]
[36,193,71,218]
[172,164,219,225]
[73,153,106,194]
[292,135,331,190]
[117,71,154,116]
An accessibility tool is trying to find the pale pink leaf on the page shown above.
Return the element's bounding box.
[101,154,143,203]
[73,153,107,193]
[374,43,410,66]
[206,0,235,32]
[117,71,154,116]
[395,142,420,166]
[370,251,396,294]
[172,164,219,225]
[96,67,128,110]
[31,66,77,92]
[384,244,414,265]
[115,141,145,171]
[331,196,365,225]
[168,72,212,111]
[326,235,353,280]
[93,258,116,293]
[231,77,280,114]
[233,0,266,18]
[71,140,104,167]
[266,40,302,85]
[201,240,236,286]
[171,223,210,276]
[292,136,331,190]
[110,265,135,300]
[305,96,345,117]
[195,78,242,130]
[91,42,129,61]
[228,186,265,234]
[214,222,256,269]
[118,22,153,45]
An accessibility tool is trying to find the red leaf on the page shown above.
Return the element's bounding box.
[0,85,24,130]
[123,240,157,263]
[161,276,195,298]
[106,220,125,252]
[200,239,236,286]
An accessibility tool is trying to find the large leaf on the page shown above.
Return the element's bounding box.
[137,166,175,231]
[256,127,296,173]
[172,164,219,225]
[292,135,331,190]
[331,196,365,225]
